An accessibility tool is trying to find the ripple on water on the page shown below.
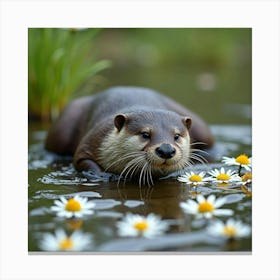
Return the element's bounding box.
[32,190,101,200]
[28,143,72,170]
[37,165,89,185]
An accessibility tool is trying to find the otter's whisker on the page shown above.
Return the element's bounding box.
[105,154,136,171]
[139,161,149,188]
[178,160,191,174]
[190,147,208,160]
[145,162,152,187]
[189,157,205,165]
[144,158,154,187]
[147,163,154,187]
[182,159,194,170]
[190,141,207,147]
[118,156,145,185]
[105,152,144,172]
[144,163,151,187]
[123,156,146,185]
[110,152,141,173]
[189,153,207,164]
[127,157,146,181]
[118,154,144,186]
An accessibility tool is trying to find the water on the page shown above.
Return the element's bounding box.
[28,123,252,253]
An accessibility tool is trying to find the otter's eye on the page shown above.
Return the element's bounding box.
[141,132,151,140]
[174,134,180,141]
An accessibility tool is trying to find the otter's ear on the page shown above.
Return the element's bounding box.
[182,117,192,130]
[114,114,128,132]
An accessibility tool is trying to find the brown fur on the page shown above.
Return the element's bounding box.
[45,86,214,184]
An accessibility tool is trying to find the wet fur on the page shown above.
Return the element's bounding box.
[98,122,191,186]
[45,86,214,186]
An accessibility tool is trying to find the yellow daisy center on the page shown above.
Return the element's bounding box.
[65,198,82,212]
[134,220,149,231]
[59,238,74,250]
[223,226,237,237]
[235,154,249,165]
[189,174,202,182]
[242,172,252,182]
[217,173,230,181]
[198,201,214,213]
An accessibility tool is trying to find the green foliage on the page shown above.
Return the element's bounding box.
[28,28,111,122]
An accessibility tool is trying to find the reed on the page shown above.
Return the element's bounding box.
[28,28,111,122]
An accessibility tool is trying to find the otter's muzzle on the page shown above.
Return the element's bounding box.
[155,144,176,159]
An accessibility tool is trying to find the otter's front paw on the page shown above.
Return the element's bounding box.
[75,159,101,172]
[82,170,119,183]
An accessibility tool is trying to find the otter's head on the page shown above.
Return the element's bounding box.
[100,110,191,186]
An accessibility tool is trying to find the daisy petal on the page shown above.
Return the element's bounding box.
[196,194,206,204]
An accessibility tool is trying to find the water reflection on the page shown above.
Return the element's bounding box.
[28,124,252,252]
[92,181,190,219]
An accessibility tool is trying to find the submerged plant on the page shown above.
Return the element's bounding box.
[28,28,111,121]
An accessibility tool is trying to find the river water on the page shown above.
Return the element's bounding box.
[28,121,252,253]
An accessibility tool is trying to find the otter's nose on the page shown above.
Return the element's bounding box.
[155,144,176,159]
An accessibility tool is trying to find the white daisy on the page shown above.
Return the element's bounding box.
[177,171,211,186]
[208,167,241,184]
[180,194,234,219]
[222,154,252,171]
[207,219,251,239]
[39,228,93,251]
[51,195,96,218]
[116,213,169,238]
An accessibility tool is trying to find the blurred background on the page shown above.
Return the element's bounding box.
[28,28,251,125]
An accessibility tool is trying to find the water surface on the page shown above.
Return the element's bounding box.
[28,123,252,252]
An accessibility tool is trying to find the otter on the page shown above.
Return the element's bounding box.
[45,86,214,185]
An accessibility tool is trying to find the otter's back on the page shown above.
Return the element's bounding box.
[87,87,168,127]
